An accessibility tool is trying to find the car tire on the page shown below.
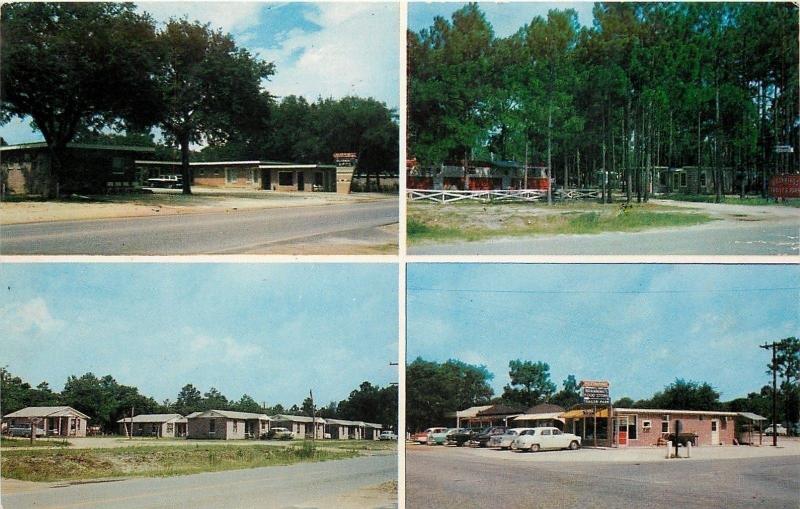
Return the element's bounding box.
[569,440,579,450]
[530,443,540,452]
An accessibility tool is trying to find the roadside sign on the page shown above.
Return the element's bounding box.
[774,145,794,153]
[769,174,800,199]
[580,380,610,404]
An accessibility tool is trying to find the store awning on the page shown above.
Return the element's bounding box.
[562,408,610,419]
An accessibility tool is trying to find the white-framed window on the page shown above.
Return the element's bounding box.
[661,416,669,433]
[642,420,652,429]
[227,169,239,183]
[112,157,125,175]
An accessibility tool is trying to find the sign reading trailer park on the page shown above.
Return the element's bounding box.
[580,380,610,404]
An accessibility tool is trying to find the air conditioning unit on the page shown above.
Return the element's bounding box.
[642,421,652,429]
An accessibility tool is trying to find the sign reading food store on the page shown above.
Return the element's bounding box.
[579,380,610,405]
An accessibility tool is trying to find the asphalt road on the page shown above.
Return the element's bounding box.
[410,220,799,255]
[0,200,398,255]
[406,447,800,509]
[2,454,396,509]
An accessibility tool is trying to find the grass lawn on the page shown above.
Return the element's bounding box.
[407,201,714,243]
[661,194,800,207]
[317,440,397,451]
[1,437,71,448]
[1,442,359,482]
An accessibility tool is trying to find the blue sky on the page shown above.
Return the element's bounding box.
[409,2,596,37]
[407,264,800,402]
[0,263,398,408]
[1,2,399,145]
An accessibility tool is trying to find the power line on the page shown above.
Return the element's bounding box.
[407,286,800,296]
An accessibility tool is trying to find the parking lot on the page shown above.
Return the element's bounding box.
[406,440,800,509]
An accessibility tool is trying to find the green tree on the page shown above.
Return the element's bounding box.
[0,3,161,197]
[406,357,493,431]
[643,378,721,411]
[202,387,228,410]
[501,360,557,408]
[551,374,581,408]
[153,19,274,194]
[234,394,263,414]
[175,383,203,415]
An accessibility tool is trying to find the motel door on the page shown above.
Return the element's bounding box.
[297,172,304,191]
[711,420,720,445]
[614,416,630,447]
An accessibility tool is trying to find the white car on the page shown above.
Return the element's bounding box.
[268,427,295,440]
[488,427,536,449]
[511,427,581,452]
[764,424,788,436]
[379,431,398,440]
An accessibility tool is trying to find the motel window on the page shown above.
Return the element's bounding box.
[680,173,687,186]
[112,157,125,175]
[699,173,707,187]
[279,172,293,186]
[711,421,718,432]
[209,420,216,432]
[661,417,669,433]
[642,420,652,429]
[227,169,239,183]
[167,423,174,433]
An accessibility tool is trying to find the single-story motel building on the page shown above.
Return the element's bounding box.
[3,408,385,441]
[450,403,764,448]
[0,142,352,195]
[117,413,187,438]
[2,406,90,437]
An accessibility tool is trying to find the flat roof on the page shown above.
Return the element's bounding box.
[615,408,739,417]
[135,160,336,170]
[1,142,155,153]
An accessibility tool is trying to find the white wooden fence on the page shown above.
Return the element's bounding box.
[407,189,601,203]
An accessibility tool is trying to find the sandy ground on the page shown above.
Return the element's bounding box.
[0,189,394,225]
[292,481,397,509]
[406,437,800,464]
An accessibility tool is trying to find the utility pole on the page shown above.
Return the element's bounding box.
[309,389,315,449]
[760,340,784,447]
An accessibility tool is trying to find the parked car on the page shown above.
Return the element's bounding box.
[413,427,448,444]
[427,428,464,445]
[8,423,46,438]
[267,427,294,440]
[470,426,508,447]
[488,427,536,449]
[511,427,581,452]
[764,424,788,436]
[379,431,398,441]
[445,428,475,446]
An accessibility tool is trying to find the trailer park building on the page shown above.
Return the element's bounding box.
[3,406,90,437]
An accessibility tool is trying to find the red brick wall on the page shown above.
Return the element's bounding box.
[625,413,735,446]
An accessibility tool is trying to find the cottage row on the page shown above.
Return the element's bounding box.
[2,407,383,441]
[449,403,766,447]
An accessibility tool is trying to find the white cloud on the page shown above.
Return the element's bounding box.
[254,3,399,107]
[0,298,65,336]
[138,2,264,34]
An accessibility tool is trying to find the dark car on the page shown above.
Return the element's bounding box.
[446,428,479,446]
[469,426,508,447]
